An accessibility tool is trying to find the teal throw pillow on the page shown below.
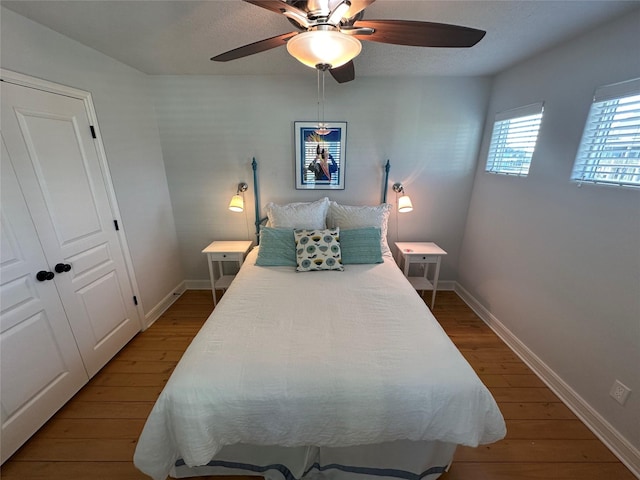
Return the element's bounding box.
[339,227,383,264]
[255,227,296,267]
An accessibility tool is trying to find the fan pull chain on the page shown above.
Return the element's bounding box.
[317,67,322,127]
[315,67,330,135]
[321,68,326,127]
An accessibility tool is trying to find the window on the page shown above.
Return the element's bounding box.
[572,78,640,188]
[485,103,544,177]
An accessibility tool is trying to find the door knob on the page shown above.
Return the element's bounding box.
[55,263,72,273]
[36,270,55,281]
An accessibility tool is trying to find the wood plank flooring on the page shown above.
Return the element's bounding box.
[1,290,635,480]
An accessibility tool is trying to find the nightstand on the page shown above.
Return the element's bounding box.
[202,240,253,306]
[394,242,448,308]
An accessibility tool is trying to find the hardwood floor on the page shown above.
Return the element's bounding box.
[1,290,635,480]
[433,293,636,480]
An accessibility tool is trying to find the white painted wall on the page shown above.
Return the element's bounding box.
[1,7,184,319]
[459,9,640,452]
[151,75,491,281]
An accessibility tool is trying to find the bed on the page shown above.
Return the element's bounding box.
[133,162,506,480]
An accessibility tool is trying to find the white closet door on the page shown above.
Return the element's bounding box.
[0,138,89,463]
[1,82,140,378]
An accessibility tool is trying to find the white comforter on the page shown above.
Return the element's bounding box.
[134,249,506,480]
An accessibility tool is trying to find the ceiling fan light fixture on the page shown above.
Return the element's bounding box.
[287,29,362,69]
[327,1,352,25]
[315,123,331,136]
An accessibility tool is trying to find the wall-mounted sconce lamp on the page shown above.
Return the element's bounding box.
[392,183,413,213]
[228,182,248,212]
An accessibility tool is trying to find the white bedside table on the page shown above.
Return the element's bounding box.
[395,242,448,308]
[202,240,253,306]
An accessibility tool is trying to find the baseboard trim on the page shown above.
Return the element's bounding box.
[435,280,456,291]
[143,281,187,330]
[184,279,213,290]
[454,282,640,478]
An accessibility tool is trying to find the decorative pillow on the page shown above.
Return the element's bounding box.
[265,197,329,230]
[294,228,344,272]
[326,202,392,256]
[255,227,296,267]
[339,227,383,264]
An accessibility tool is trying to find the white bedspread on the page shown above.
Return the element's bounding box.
[134,248,506,480]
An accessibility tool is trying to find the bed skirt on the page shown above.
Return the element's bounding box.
[170,440,457,480]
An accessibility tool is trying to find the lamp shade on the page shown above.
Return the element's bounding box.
[398,195,413,213]
[286,30,362,69]
[228,194,244,212]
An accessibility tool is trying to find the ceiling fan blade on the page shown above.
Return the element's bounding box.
[352,19,486,48]
[212,31,298,62]
[329,61,355,83]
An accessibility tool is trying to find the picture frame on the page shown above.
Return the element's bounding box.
[294,121,346,190]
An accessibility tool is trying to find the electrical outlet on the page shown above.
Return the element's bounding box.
[609,380,631,405]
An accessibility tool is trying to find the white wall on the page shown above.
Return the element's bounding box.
[1,7,184,319]
[151,75,491,281]
[459,8,640,456]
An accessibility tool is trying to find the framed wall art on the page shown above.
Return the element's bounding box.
[294,121,346,190]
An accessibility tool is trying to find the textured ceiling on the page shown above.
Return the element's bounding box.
[3,0,639,78]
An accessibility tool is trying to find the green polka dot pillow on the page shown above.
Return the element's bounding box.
[294,228,344,272]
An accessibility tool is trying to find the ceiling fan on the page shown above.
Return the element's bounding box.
[211,0,486,83]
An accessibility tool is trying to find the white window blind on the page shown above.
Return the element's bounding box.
[572,78,640,188]
[485,103,544,177]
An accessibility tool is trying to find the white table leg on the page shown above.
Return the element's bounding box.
[431,257,442,308]
[207,254,217,306]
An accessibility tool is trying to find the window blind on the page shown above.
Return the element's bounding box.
[572,78,640,188]
[486,103,544,177]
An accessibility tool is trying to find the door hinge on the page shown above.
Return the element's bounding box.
[114,220,119,231]
[89,125,97,138]
[133,295,138,306]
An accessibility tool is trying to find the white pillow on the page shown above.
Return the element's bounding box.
[265,197,329,230]
[327,201,392,256]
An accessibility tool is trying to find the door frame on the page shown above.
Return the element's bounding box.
[1,68,145,329]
